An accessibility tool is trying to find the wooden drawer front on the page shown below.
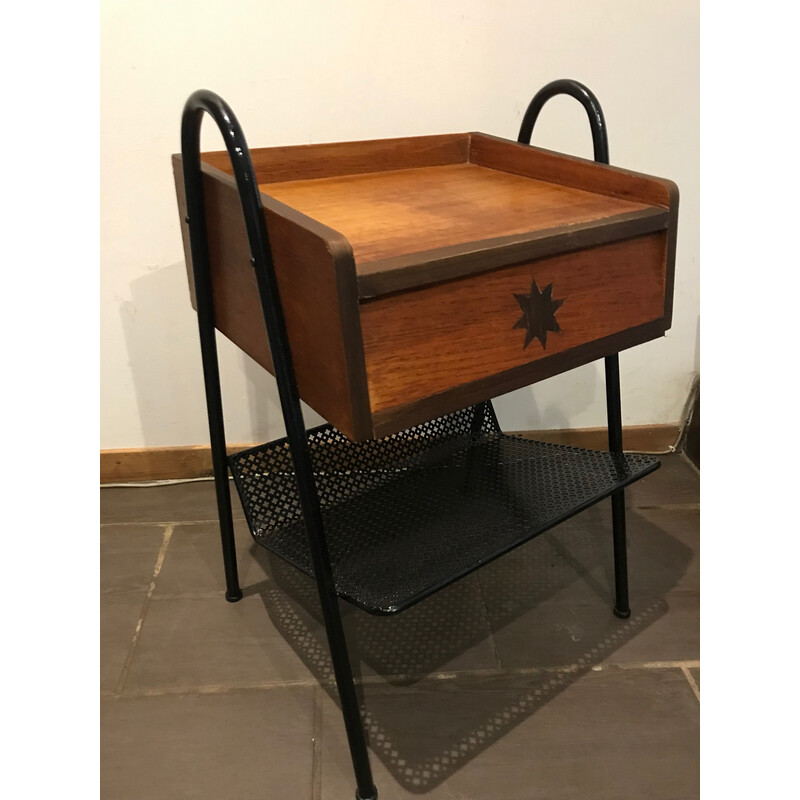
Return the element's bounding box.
[360,233,667,428]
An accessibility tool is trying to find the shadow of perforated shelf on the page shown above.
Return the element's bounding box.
[229,408,659,615]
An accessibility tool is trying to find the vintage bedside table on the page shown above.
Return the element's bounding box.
[172,79,678,799]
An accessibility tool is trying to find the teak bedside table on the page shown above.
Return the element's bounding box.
[173,79,678,799]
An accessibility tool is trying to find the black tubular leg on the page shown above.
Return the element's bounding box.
[198,307,243,603]
[518,78,630,618]
[180,91,377,800]
[181,115,242,604]
[605,354,631,618]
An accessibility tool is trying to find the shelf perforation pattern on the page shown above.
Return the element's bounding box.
[229,406,659,615]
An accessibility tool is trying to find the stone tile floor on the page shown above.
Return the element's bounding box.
[101,453,699,799]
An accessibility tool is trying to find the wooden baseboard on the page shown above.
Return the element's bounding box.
[99,444,254,484]
[100,423,680,484]
[509,424,680,453]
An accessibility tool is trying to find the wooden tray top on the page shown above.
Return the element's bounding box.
[258,159,664,297]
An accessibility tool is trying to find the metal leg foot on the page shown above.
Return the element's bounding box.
[210,468,242,602]
[356,790,378,800]
[610,489,630,618]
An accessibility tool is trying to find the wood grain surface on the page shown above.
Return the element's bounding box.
[173,156,372,440]
[468,133,680,326]
[469,133,677,208]
[361,234,666,416]
[203,133,469,184]
[370,320,667,438]
[258,163,653,267]
[356,206,668,297]
[173,131,678,442]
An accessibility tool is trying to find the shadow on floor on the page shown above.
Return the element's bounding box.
[239,506,690,792]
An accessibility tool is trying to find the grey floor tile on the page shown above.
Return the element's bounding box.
[344,575,499,681]
[486,593,698,670]
[626,453,699,507]
[101,524,165,595]
[124,594,320,691]
[606,592,698,663]
[623,506,699,594]
[101,597,143,693]
[100,478,244,525]
[101,687,314,800]
[155,519,268,598]
[478,504,697,608]
[100,445,699,799]
[556,504,699,597]
[319,668,699,800]
[259,555,499,683]
[477,503,698,669]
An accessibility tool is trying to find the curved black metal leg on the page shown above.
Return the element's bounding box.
[199,313,243,604]
[518,79,630,618]
[181,106,242,604]
[181,90,377,800]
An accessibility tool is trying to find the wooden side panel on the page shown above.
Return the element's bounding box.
[172,156,372,441]
[361,234,667,433]
[202,133,470,184]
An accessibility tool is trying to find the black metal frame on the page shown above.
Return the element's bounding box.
[181,90,377,800]
[180,79,634,799]
[517,78,631,619]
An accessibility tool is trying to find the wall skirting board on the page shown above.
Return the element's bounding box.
[100,424,680,484]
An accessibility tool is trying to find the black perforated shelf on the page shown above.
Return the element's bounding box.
[228,406,659,615]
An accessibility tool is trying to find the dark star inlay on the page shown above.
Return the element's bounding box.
[513,279,565,349]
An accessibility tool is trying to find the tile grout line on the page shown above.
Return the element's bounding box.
[623,659,699,670]
[311,685,323,800]
[106,659,701,699]
[113,524,175,697]
[632,502,700,511]
[109,679,319,698]
[680,664,700,702]
[100,518,244,528]
[679,450,700,478]
[474,575,503,672]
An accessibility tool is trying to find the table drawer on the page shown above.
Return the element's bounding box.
[361,232,667,436]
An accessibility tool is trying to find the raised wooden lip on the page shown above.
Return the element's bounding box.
[356,205,669,299]
[201,132,471,184]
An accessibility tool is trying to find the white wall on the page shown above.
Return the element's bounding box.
[100,0,699,449]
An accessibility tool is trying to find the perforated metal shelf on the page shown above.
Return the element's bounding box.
[228,405,659,615]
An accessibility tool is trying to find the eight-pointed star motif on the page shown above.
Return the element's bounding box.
[513,279,564,349]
